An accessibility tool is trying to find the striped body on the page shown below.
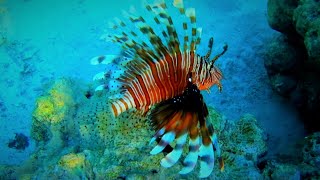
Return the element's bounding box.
[91,0,227,178]
[111,51,222,116]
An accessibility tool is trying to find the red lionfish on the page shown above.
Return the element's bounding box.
[90,0,227,178]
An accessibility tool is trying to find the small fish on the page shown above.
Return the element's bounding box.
[91,0,227,178]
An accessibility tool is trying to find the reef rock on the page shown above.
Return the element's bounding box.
[303,132,320,170]
[261,132,320,179]
[1,78,270,179]
[267,0,299,36]
[264,35,301,75]
[293,0,320,65]
[266,0,320,131]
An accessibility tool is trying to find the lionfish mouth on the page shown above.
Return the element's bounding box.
[90,0,227,178]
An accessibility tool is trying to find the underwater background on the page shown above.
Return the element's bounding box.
[0,0,320,179]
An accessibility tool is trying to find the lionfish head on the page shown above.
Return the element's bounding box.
[196,40,228,92]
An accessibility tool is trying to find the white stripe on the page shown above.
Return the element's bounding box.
[129,82,143,107]
[124,93,135,108]
[185,52,191,73]
[161,133,187,168]
[133,79,147,106]
[95,85,105,91]
[149,127,165,145]
[200,58,206,83]
[179,136,200,175]
[181,52,185,70]
[111,102,121,116]
[185,8,195,19]
[173,52,178,82]
[117,101,127,112]
[155,59,169,99]
[145,70,160,103]
[173,0,184,9]
[150,131,176,155]
[187,50,191,71]
[199,143,214,178]
[192,52,200,72]
[160,56,174,98]
[140,72,153,104]
[122,96,133,109]
[93,72,106,81]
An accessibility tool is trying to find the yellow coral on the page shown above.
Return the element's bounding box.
[59,153,85,170]
[33,96,55,121]
[49,87,73,108]
[32,78,75,124]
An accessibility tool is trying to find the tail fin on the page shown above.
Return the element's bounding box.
[149,81,222,178]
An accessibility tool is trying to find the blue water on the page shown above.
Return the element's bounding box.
[0,0,305,166]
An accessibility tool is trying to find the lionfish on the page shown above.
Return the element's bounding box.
[90,0,227,178]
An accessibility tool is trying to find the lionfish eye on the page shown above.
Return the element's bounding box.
[187,72,192,82]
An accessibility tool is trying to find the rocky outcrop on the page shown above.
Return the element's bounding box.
[266,0,320,131]
[261,132,320,179]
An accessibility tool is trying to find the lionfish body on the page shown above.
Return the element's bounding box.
[91,0,227,178]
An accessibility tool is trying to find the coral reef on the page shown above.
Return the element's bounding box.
[0,78,272,179]
[4,77,318,179]
[32,79,75,124]
[302,132,320,170]
[7,133,29,150]
[213,114,267,179]
[1,77,274,179]
[30,78,80,148]
[266,0,320,131]
[261,132,320,179]
[58,153,86,172]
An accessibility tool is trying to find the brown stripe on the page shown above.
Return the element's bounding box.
[176,52,187,93]
[111,103,118,116]
[189,144,200,152]
[147,61,166,100]
[136,75,151,107]
[145,5,152,11]
[119,98,129,110]
[189,113,198,139]
[175,112,191,136]
[131,80,145,107]
[183,161,196,167]
[175,143,184,150]
[176,52,182,83]
[190,16,196,23]
[192,28,197,36]
[159,139,169,147]
[158,58,174,99]
[164,156,175,164]
[164,53,176,97]
[142,72,155,104]
[201,126,212,146]
[183,22,187,30]
[189,51,195,71]
[179,8,185,14]
[154,17,160,24]
[200,155,214,163]
[198,56,204,80]
[127,86,141,109]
